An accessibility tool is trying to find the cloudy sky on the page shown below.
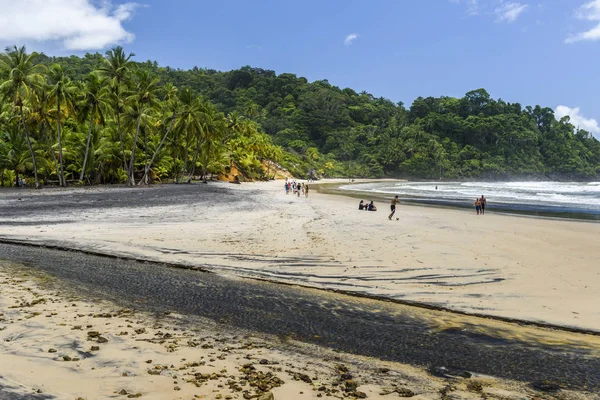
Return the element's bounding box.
[1,0,598,136]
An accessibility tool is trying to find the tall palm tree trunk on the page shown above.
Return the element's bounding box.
[41,123,60,186]
[80,105,95,182]
[140,113,176,185]
[114,86,127,172]
[201,141,211,182]
[128,111,143,186]
[56,101,66,187]
[19,106,39,189]
[179,137,190,184]
[187,135,204,183]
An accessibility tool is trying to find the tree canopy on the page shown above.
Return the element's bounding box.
[1,47,598,187]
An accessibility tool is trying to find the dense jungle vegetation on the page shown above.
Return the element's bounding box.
[1,46,599,187]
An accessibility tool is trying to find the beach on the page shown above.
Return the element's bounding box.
[0,179,598,332]
[1,180,600,399]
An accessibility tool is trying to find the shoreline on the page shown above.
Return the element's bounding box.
[316,180,600,222]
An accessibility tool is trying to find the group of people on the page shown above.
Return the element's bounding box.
[285,179,309,197]
[358,194,488,219]
[358,200,377,211]
[474,195,487,215]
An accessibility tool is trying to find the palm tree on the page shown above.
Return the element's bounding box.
[47,64,78,186]
[0,46,45,188]
[172,88,203,183]
[0,126,31,187]
[193,103,225,183]
[124,70,161,185]
[140,87,178,185]
[78,73,108,182]
[30,87,61,184]
[97,46,135,173]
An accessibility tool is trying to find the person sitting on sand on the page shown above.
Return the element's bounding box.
[368,201,377,211]
[475,198,481,215]
[359,200,365,210]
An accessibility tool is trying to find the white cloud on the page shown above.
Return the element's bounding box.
[0,0,139,50]
[566,0,600,43]
[555,105,600,138]
[495,2,528,23]
[344,33,359,46]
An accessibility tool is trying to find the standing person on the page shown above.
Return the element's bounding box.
[305,184,309,197]
[285,181,289,195]
[480,195,486,215]
[474,198,481,215]
[388,195,399,220]
[301,183,305,196]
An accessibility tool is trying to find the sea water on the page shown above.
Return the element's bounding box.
[339,181,600,220]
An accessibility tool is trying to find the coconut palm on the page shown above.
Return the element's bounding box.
[97,46,135,172]
[0,126,31,187]
[124,70,161,185]
[172,88,203,183]
[140,88,178,185]
[78,73,108,182]
[47,64,78,186]
[0,45,45,188]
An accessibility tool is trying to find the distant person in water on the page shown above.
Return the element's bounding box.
[388,195,399,220]
[359,200,365,210]
[368,201,377,211]
[480,195,486,214]
[474,198,481,215]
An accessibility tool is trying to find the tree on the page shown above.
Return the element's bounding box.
[78,72,109,182]
[125,70,161,185]
[0,126,30,186]
[97,46,135,173]
[0,46,45,188]
[47,63,78,186]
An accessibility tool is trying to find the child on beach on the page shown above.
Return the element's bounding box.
[475,198,481,215]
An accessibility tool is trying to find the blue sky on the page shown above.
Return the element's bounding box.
[1,0,599,135]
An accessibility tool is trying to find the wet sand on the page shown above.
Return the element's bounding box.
[0,180,598,332]
[1,249,599,399]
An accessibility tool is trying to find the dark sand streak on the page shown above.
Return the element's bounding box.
[0,242,599,391]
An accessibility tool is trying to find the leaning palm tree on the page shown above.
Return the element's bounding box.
[97,46,135,173]
[0,45,45,188]
[124,70,161,185]
[47,64,78,186]
[139,84,178,185]
[78,73,108,182]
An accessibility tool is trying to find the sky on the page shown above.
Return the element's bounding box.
[0,0,599,137]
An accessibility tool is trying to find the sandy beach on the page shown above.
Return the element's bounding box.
[1,261,598,400]
[0,179,598,332]
[1,180,600,399]
[0,263,572,400]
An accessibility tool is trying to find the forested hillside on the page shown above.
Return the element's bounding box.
[1,46,599,188]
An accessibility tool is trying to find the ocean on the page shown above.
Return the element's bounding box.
[338,181,600,220]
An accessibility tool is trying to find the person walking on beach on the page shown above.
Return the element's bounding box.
[388,195,399,220]
[305,184,309,197]
[480,195,486,215]
[474,198,481,215]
